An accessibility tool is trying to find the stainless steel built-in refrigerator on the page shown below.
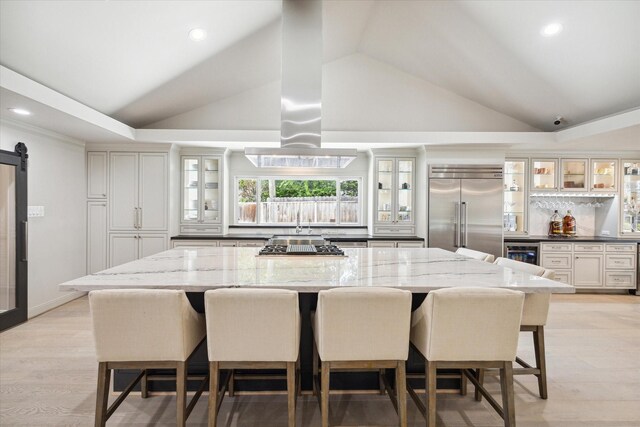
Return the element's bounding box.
[428,165,503,258]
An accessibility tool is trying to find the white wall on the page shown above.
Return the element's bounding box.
[0,120,86,318]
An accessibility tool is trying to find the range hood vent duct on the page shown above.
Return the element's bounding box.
[245,0,356,168]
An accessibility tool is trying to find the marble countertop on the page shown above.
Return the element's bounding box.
[59,248,574,294]
[505,235,640,243]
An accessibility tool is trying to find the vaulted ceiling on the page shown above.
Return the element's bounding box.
[0,0,639,138]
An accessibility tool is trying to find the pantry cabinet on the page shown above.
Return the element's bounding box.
[87,201,107,274]
[87,152,107,199]
[110,152,168,231]
[109,233,167,267]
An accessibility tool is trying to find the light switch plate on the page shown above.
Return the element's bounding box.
[28,206,45,218]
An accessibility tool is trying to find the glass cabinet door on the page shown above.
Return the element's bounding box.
[531,159,557,191]
[182,157,199,222]
[376,159,394,223]
[591,159,617,191]
[504,159,527,233]
[560,158,588,191]
[621,160,640,234]
[202,157,220,223]
[396,159,414,223]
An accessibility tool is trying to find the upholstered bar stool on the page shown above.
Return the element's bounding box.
[89,289,206,427]
[408,288,525,427]
[488,257,555,399]
[205,288,300,427]
[312,287,412,427]
[455,247,495,263]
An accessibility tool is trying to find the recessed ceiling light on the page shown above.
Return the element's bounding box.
[541,22,563,37]
[188,28,207,42]
[8,108,31,116]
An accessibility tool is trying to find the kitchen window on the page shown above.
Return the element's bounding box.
[235,177,361,225]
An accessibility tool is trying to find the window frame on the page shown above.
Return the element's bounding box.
[234,175,363,226]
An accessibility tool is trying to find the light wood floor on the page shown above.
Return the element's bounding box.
[1,294,639,426]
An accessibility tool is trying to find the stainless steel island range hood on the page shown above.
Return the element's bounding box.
[244,0,357,168]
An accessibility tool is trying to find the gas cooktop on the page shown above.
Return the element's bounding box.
[258,244,345,256]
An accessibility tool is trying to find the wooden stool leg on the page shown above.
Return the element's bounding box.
[426,360,437,427]
[209,362,219,427]
[475,369,485,402]
[500,362,516,427]
[228,369,235,397]
[321,362,330,427]
[141,369,149,398]
[312,339,319,397]
[396,361,407,427]
[534,326,548,399]
[379,369,386,395]
[95,362,110,427]
[176,362,187,427]
[287,362,296,427]
[460,369,467,396]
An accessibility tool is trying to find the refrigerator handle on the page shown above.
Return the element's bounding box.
[454,202,460,248]
[461,201,468,247]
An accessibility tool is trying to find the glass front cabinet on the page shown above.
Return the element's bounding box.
[503,159,527,234]
[374,157,415,234]
[181,155,222,234]
[560,158,588,191]
[590,159,617,192]
[531,159,558,191]
[621,160,640,234]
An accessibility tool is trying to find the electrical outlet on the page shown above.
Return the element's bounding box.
[601,230,610,236]
[28,206,45,218]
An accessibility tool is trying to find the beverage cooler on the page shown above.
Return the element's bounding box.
[504,243,539,265]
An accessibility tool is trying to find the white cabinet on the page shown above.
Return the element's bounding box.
[574,253,604,287]
[110,152,167,231]
[541,241,636,289]
[560,158,588,192]
[503,159,528,234]
[180,155,223,234]
[590,159,617,192]
[367,240,424,248]
[109,233,168,267]
[374,157,415,235]
[87,201,107,274]
[87,152,107,199]
[172,240,219,248]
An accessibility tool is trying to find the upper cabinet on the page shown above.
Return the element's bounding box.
[560,158,588,191]
[180,155,223,234]
[531,159,558,191]
[503,159,527,234]
[374,157,415,235]
[590,159,617,192]
[110,152,168,231]
[621,160,640,235]
[87,152,107,199]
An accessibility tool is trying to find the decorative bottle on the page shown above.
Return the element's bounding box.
[549,210,562,235]
[562,210,576,236]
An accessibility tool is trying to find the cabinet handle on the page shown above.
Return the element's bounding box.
[138,207,142,229]
[133,208,138,229]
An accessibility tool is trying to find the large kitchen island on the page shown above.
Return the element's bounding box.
[60,247,574,393]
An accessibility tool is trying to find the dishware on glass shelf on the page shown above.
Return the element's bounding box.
[189,180,198,187]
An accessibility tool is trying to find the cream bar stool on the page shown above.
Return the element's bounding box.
[89,289,206,427]
[488,257,555,399]
[409,288,525,427]
[455,247,495,263]
[312,287,412,427]
[205,289,300,427]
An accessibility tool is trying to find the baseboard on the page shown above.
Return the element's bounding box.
[28,291,87,318]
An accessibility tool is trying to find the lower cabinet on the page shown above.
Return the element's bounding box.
[171,240,266,248]
[367,240,425,248]
[109,233,168,267]
[541,242,636,289]
[573,254,604,287]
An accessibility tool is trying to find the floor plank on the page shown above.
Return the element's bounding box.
[1,294,639,426]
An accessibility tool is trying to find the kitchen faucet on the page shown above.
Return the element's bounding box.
[295,210,302,234]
